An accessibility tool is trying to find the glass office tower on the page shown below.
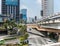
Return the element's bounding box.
[21,9,27,23]
[2,0,20,22]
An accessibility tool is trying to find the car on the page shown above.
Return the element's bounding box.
[47,40,53,44]
[48,40,52,42]
[44,38,53,44]
[29,28,31,31]
[24,39,29,44]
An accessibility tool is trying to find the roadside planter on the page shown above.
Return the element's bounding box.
[0,39,5,45]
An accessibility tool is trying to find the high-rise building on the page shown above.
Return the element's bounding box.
[35,16,37,21]
[2,0,20,22]
[41,10,43,17]
[42,0,54,17]
[20,9,27,23]
[20,14,23,20]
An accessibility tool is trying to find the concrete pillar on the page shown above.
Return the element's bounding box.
[47,32,50,38]
[58,33,60,42]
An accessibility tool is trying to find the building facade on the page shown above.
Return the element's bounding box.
[42,0,54,17]
[20,14,23,20]
[2,0,20,22]
[0,15,10,22]
[20,9,27,23]
[41,10,43,17]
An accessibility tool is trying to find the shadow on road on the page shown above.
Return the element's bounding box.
[28,32,45,38]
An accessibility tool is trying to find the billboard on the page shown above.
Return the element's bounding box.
[5,0,18,6]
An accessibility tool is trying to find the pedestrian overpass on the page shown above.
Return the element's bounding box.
[27,24,60,33]
[27,14,60,42]
[27,14,60,33]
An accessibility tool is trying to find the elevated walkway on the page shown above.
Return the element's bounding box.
[27,24,60,33]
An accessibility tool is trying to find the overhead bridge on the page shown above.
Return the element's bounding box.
[27,24,60,33]
[27,13,60,42]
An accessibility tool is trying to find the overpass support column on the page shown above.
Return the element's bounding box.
[58,33,60,42]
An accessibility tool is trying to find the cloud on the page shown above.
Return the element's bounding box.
[20,5,28,9]
[36,0,41,5]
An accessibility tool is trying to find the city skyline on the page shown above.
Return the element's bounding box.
[0,0,60,19]
[20,9,27,23]
[42,0,54,17]
[2,0,20,22]
[20,0,60,19]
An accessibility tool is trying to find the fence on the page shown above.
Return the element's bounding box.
[0,44,20,46]
[43,42,60,46]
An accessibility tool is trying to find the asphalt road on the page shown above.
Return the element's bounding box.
[27,27,54,46]
[0,35,20,44]
[28,33,46,46]
[0,27,54,45]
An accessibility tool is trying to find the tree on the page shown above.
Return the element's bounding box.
[3,20,17,35]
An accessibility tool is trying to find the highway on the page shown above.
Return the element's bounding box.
[0,27,54,45]
[27,27,54,46]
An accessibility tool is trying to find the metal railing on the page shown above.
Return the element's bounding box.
[43,42,60,46]
[0,44,20,46]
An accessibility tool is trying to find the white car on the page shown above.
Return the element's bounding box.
[46,39,53,44]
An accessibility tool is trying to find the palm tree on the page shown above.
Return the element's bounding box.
[3,20,10,30]
[3,20,18,35]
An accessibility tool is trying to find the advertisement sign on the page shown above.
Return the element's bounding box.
[5,0,18,6]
